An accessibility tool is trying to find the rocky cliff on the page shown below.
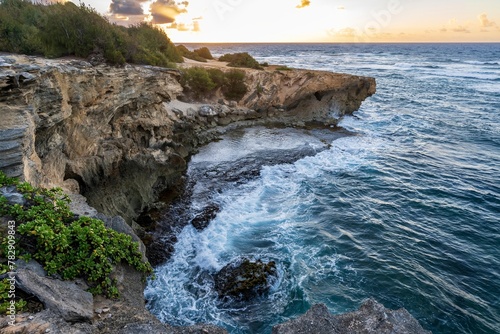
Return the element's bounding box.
[0,54,435,334]
[0,54,375,224]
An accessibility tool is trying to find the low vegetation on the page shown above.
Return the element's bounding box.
[194,47,213,60]
[181,67,248,101]
[177,45,214,63]
[0,171,152,308]
[276,65,292,71]
[219,52,263,70]
[0,0,182,66]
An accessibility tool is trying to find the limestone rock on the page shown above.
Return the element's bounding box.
[272,299,431,334]
[0,54,374,224]
[15,266,93,323]
[0,309,93,334]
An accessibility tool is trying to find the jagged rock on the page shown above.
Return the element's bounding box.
[15,265,94,323]
[0,186,26,205]
[173,324,229,334]
[198,105,217,116]
[0,309,93,334]
[0,54,374,224]
[191,204,220,231]
[272,299,431,334]
[68,193,98,218]
[214,258,277,301]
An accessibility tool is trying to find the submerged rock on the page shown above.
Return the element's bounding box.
[272,299,431,334]
[214,258,277,301]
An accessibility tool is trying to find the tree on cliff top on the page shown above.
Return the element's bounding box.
[0,0,183,66]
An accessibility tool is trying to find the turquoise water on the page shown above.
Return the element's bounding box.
[145,44,500,333]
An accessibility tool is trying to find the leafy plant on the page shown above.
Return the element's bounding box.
[194,47,213,60]
[219,52,263,70]
[0,171,152,299]
[182,67,216,96]
[223,69,248,100]
[181,67,248,101]
[177,44,207,62]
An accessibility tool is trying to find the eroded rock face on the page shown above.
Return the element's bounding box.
[15,264,94,323]
[272,299,431,334]
[214,259,278,301]
[0,54,375,224]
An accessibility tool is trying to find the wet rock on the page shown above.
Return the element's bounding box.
[214,258,277,301]
[191,204,220,231]
[272,299,431,334]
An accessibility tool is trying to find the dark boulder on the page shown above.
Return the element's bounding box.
[272,299,431,334]
[214,258,277,301]
[191,204,220,231]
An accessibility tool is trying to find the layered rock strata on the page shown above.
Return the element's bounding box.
[0,54,382,333]
[0,54,375,224]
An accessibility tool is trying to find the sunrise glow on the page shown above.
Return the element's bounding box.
[74,0,499,43]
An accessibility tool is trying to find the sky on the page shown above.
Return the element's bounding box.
[60,0,500,43]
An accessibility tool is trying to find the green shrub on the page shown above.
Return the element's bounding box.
[0,171,152,299]
[0,277,27,314]
[0,0,182,67]
[223,69,248,100]
[219,52,263,70]
[182,67,216,96]
[177,44,207,62]
[207,68,226,87]
[194,47,213,60]
[276,65,292,71]
[181,67,248,101]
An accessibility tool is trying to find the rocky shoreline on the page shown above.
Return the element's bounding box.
[0,54,428,333]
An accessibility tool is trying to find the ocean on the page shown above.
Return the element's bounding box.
[144,43,500,333]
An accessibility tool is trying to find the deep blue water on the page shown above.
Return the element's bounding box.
[145,44,500,333]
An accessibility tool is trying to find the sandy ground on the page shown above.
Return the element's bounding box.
[180,57,231,69]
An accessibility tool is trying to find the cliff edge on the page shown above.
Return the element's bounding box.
[0,54,375,223]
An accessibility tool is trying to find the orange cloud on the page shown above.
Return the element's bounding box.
[296,0,310,9]
[478,13,497,28]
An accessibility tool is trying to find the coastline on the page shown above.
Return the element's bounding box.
[0,53,426,333]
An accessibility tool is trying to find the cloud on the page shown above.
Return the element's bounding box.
[150,0,188,24]
[296,0,311,9]
[478,13,497,28]
[452,26,471,33]
[333,27,358,38]
[109,0,148,15]
[167,18,199,32]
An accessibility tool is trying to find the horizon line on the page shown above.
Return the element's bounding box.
[175,41,500,45]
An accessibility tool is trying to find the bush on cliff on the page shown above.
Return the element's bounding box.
[194,47,213,60]
[223,69,248,100]
[0,171,152,302]
[176,44,207,62]
[181,67,248,101]
[219,52,263,70]
[0,0,182,67]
